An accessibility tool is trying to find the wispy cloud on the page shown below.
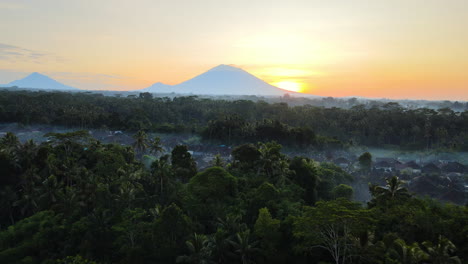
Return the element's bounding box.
[0,43,64,64]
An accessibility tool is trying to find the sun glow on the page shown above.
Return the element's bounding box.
[273,81,304,93]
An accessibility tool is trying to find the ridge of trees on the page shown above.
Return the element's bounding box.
[0,90,467,150]
[0,131,466,263]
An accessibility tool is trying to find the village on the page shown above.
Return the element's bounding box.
[2,122,466,206]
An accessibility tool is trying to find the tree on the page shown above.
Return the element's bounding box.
[289,157,320,204]
[154,204,192,261]
[358,152,372,173]
[293,199,373,264]
[150,155,172,199]
[0,132,20,152]
[254,208,280,257]
[171,145,197,181]
[187,167,237,202]
[257,141,289,180]
[211,154,225,167]
[148,136,163,155]
[332,184,354,200]
[176,233,215,264]
[392,239,428,264]
[139,92,153,99]
[112,208,151,261]
[227,230,260,264]
[0,211,65,263]
[422,235,461,264]
[132,130,148,156]
[186,167,237,225]
[56,255,98,264]
[231,144,261,171]
[369,176,410,206]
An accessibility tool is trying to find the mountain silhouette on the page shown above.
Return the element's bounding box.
[3,72,77,90]
[142,64,294,96]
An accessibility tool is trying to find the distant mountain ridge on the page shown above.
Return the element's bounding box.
[1,72,77,90]
[142,82,174,93]
[141,64,295,96]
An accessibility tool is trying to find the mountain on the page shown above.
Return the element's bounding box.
[140,82,173,93]
[2,72,78,90]
[141,64,294,96]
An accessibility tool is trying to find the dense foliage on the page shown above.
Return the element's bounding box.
[0,132,466,263]
[0,90,467,150]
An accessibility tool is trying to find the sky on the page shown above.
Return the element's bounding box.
[0,0,467,100]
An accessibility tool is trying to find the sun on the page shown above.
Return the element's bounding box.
[273,81,303,93]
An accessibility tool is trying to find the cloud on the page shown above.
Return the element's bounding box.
[0,43,64,64]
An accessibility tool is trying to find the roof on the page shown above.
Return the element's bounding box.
[375,161,392,167]
[334,157,349,164]
[405,161,421,169]
[422,163,441,173]
[442,162,466,173]
[375,157,401,165]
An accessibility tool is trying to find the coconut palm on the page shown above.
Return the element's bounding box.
[0,132,20,152]
[38,175,63,209]
[373,176,411,201]
[227,230,260,264]
[211,154,225,167]
[132,130,148,156]
[422,235,461,264]
[393,239,428,264]
[176,233,215,264]
[0,186,18,225]
[148,136,163,155]
[150,155,172,196]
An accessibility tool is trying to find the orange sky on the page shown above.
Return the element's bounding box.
[0,0,467,100]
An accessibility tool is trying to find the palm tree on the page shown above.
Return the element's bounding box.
[211,154,225,167]
[227,230,260,264]
[0,132,20,151]
[393,239,428,264]
[38,175,63,209]
[422,235,461,264]
[373,176,411,201]
[150,155,172,197]
[148,136,163,155]
[216,214,247,235]
[176,233,215,264]
[18,139,37,169]
[13,193,38,217]
[132,130,148,156]
[0,186,18,226]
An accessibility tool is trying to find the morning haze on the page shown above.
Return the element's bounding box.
[0,1,467,263]
[1,0,467,100]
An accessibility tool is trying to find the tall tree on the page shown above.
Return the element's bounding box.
[171,145,197,181]
[132,130,148,156]
[294,199,372,264]
[227,230,260,264]
[176,233,215,264]
[358,152,372,173]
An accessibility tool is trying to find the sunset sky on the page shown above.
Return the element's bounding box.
[0,0,467,100]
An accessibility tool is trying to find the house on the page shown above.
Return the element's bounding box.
[374,161,393,172]
[442,162,466,173]
[334,157,350,168]
[375,157,401,165]
[404,161,421,174]
[422,163,441,174]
